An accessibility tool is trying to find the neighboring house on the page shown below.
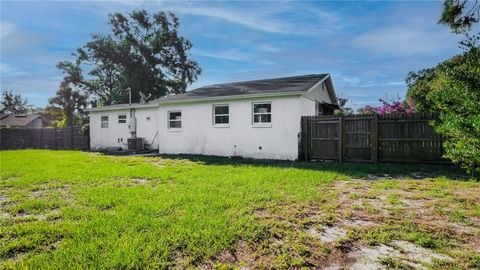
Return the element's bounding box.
[0,114,50,128]
[87,74,339,160]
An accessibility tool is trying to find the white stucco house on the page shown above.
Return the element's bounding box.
[87,74,339,160]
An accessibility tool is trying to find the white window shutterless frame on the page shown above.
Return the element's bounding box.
[101,116,109,128]
[118,115,127,124]
[252,102,272,127]
[168,111,182,130]
[212,104,230,127]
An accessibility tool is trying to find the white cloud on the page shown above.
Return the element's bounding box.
[169,5,294,34]
[193,49,254,62]
[0,75,60,106]
[0,22,46,55]
[0,22,16,40]
[353,22,459,56]
[158,2,343,36]
[256,44,282,53]
[334,73,405,88]
[0,63,28,77]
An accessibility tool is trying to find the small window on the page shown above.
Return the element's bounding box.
[168,111,182,129]
[253,103,271,125]
[146,116,151,121]
[118,115,127,124]
[101,116,109,128]
[213,105,229,126]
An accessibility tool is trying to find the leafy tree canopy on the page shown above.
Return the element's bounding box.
[49,81,88,127]
[404,0,480,176]
[405,68,437,112]
[406,36,479,176]
[39,106,63,127]
[59,10,201,106]
[439,0,479,33]
[428,41,480,175]
[0,90,31,115]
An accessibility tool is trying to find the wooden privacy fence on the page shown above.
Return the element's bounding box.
[300,113,447,164]
[0,127,89,150]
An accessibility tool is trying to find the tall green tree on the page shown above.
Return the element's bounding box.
[428,41,480,175]
[39,106,63,127]
[49,81,88,127]
[408,0,478,112]
[59,10,201,106]
[58,36,126,106]
[405,68,436,112]
[0,90,30,114]
[405,0,480,175]
[439,0,479,33]
[109,10,201,96]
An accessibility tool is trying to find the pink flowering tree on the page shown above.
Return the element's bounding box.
[364,98,415,115]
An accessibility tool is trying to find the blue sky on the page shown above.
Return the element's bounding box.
[0,0,469,109]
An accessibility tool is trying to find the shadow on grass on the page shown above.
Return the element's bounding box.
[150,154,467,180]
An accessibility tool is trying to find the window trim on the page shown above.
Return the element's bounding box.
[167,110,182,131]
[212,104,230,127]
[118,114,127,124]
[101,116,109,128]
[252,102,272,128]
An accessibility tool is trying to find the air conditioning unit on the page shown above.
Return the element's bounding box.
[127,137,144,151]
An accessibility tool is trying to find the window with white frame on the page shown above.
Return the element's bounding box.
[101,116,109,128]
[118,115,127,124]
[168,111,182,129]
[213,105,229,126]
[252,102,271,125]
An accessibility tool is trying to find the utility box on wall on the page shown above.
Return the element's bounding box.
[127,137,144,151]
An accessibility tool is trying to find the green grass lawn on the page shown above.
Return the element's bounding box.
[0,150,479,269]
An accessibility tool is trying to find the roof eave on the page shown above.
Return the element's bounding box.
[158,91,304,105]
[302,74,339,105]
[86,103,159,112]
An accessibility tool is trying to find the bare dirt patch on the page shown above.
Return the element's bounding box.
[207,178,479,269]
[307,226,347,244]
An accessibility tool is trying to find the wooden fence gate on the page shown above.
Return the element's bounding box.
[300,113,446,164]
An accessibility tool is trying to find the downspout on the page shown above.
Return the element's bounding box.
[127,87,137,138]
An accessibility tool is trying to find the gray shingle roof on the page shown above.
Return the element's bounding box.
[158,74,329,102]
[87,74,335,112]
[0,114,43,127]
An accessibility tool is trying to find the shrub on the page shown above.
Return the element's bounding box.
[427,40,480,176]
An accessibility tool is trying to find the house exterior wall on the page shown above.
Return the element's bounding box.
[88,86,331,159]
[303,81,333,103]
[134,107,159,149]
[300,96,317,116]
[89,107,158,150]
[157,95,311,160]
[25,118,43,129]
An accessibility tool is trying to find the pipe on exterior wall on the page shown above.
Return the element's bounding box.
[129,108,137,138]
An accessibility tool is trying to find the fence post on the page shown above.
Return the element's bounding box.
[71,127,77,149]
[306,117,312,161]
[372,115,378,163]
[299,117,304,161]
[54,127,57,150]
[302,117,309,161]
[39,128,43,149]
[338,116,343,162]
